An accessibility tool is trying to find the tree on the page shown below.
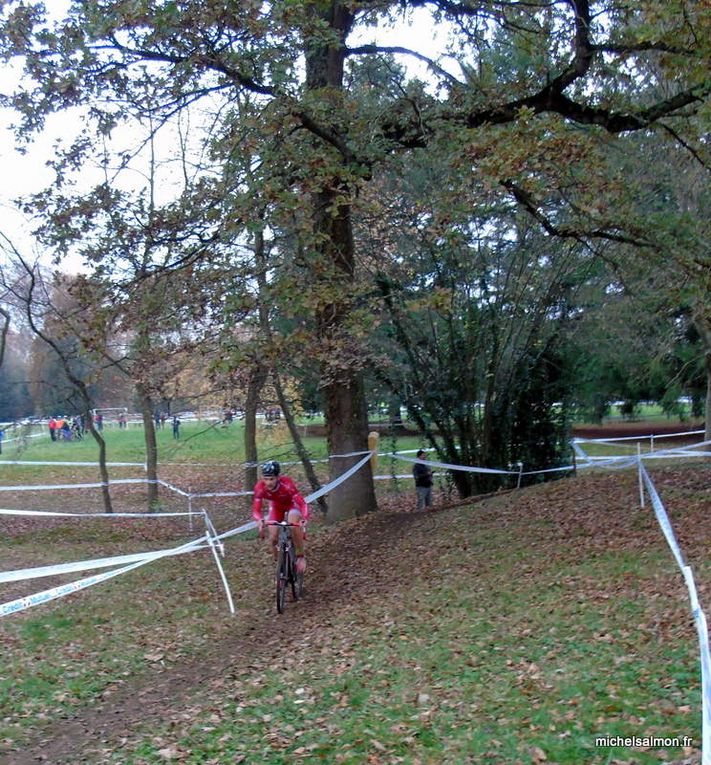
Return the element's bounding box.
[0,330,34,419]
[1,256,115,511]
[2,0,709,515]
[366,156,588,493]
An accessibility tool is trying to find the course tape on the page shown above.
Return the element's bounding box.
[521,465,576,476]
[572,441,590,460]
[0,535,209,618]
[576,429,705,444]
[639,463,710,764]
[0,540,210,583]
[0,478,153,492]
[0,476,252,501]
[0,508,200,519]
[0,460,146,467]
[2,433,46,443]
[303,451,374,504]
[392,453,515,475]
[639,463,686,571]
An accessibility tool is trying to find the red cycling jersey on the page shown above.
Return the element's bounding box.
[252,476,309,523]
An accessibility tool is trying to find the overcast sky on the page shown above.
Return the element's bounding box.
[0,8,453,274]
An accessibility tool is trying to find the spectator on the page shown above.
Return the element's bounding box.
[413,449,434,510]
[48,417,58,442]
[172,415,180,439]
[0,427,4,454]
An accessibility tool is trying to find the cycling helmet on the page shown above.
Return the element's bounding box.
[261,460,280,477]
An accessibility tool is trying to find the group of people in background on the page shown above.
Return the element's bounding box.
[45,412,111,442]
[48,415,86,442]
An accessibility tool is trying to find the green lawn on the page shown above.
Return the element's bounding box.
[1,466,707,764]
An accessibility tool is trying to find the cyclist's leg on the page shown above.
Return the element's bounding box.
[267,507,283,560]
[287,508,306,573]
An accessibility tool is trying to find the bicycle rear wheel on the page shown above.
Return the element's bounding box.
[276,547,287,614]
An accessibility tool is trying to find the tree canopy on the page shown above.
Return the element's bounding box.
[1,0,709,515]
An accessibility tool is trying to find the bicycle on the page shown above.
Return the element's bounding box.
[267,520,305,614]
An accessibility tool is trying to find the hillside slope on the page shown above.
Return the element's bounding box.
[1,464,709,764]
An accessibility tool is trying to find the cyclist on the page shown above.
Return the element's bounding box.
[252,460,309,574]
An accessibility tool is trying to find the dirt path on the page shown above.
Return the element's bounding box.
[3,467,708,765]
[4,510,430,765]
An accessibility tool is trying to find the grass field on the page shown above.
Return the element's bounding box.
[0,419,433,467]
[1,465,709,764]
[0,423,709,764]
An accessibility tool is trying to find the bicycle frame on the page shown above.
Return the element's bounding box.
[266,520,304,613]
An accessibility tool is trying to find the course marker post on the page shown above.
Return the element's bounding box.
[368,431,380,475]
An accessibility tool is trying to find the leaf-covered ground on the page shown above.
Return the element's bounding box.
[1,463,709,764]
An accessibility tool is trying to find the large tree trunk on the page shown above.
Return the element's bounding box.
[273,370,328,515]
[136,383,159,510]
[706,352,711,444]
[323,376,377,522]
[305,1,378,522]
[694,307,711,442]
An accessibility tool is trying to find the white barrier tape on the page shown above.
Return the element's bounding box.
[0,508,201,519]
[638,462,686,571]
[0,534,209,617]
[684,570,711,765]
[521,465,576,476]
[0,478,152,492]
[156,479,191,497]
[204,524,234,614]
[694,606,711,765]
[213,519,258,542]
[642,452,711,460]
[392,454,515,476]
[572,441,590,460]
[0,460,146,467]
[664,438,711,451]
[379,449,422,456]
[216,453,375,542]
[328,450,371,459]
[202,511,224,557]
[638,440,711,462]
[578,455,639,470]
[0,537,210,583]
[575,429,705,444]
[187,490,253,498]
[304,451,374,504]
[2,433,46,443]
[243,458,330,468]
[0,475,251,502]
[638,467,711,763]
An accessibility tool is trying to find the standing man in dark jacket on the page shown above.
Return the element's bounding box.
[413,449,434,510]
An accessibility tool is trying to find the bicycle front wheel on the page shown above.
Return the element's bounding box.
[276,547,287,614]
[288,547,300,601]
